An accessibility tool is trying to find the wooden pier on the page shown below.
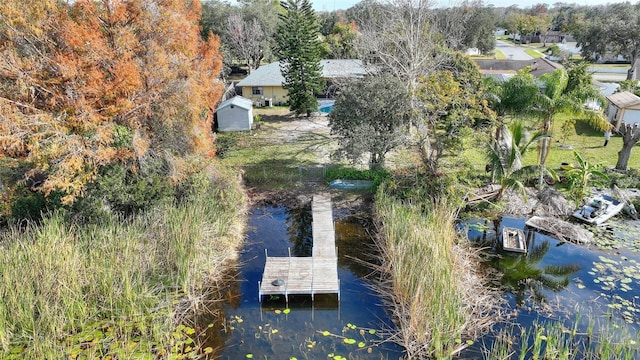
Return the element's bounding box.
[259,194,339,302]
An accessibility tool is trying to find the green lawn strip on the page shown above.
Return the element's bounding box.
[589,64,632,70]
[524,49,544,58]
[468,49,507,60]
[493,49,507,59]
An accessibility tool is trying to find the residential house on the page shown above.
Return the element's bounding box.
[236,59,367,106]
[606,91,640,129]
[215,96,254,132]
[474,58,562,81]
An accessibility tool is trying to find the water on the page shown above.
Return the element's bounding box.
[204,208,640,358]
[463,216,640,347]
[318,100,335,114]
[215,206,403,359]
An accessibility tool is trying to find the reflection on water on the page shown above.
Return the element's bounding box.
[464,216,640,337]
[214,206,403,359]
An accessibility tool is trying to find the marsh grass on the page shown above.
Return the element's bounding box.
[0,167,246,358]
[374,188,503,359]
[485,318,640,359]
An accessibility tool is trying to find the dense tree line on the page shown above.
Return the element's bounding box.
[0,0,223,208]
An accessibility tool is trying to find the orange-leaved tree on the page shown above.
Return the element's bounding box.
[0,0,223,204]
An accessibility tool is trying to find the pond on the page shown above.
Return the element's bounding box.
[213,205,403,359]
[201,206,640,358]
[463,216,640,356]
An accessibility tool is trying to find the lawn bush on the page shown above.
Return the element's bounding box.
[324,166,389,187]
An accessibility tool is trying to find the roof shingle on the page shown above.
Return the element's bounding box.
[236,59,366,87]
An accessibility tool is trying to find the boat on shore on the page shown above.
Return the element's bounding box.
[572,194,624,226]
[328,179,374,190]
[502,227,527,253]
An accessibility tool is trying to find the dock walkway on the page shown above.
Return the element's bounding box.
[259,194,339,302]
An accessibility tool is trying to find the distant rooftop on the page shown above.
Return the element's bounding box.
[237,59,367,87]
[474,58,562,77]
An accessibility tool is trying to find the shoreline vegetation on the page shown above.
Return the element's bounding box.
[0,164,247,358]
[374,187,504,359]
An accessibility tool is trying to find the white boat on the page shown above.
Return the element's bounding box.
[502,227,527,253]
[572,194,624,225]
[328,179,374,190]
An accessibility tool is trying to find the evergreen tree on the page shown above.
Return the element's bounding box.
[275,0,323,117]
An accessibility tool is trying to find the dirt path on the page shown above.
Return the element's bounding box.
[245,108,373,213]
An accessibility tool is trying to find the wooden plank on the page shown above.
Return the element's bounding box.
[313,245,336,259]
[260,257,290,296]
[286,257,314,294]
[313,257,338,294]
[260,194,340,301]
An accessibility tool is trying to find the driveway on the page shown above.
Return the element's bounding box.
[496,40,534,60]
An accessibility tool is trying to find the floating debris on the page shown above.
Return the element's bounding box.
[525,216,594,244]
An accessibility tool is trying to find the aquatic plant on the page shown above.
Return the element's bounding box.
[485,318,640,359]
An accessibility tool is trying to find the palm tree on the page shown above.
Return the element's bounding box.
[528,68,610,189]
[485,121,545,199]
[564,151,610,207]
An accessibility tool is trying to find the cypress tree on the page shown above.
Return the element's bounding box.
[275,0,323,117]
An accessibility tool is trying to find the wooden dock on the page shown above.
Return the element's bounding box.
[259,194,339,302]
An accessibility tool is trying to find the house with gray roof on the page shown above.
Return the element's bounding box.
[474,58,562,81]
[236,59,367,106]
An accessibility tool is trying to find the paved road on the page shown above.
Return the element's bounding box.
[495,40,534,60]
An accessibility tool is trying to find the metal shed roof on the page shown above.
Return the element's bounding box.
[607,91,640,108]
[216,95,253,112]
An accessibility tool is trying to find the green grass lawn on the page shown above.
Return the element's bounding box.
[524,49,544,58]
[459,114,640,176]
[494,49,507,59]
[469,49,507,60]
[219,108,640,189]
[531,115,639,171]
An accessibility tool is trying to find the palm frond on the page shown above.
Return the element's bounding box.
[544,264,581,276]
[528,240,550,262]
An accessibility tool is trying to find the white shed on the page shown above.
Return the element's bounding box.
[606,91,640,130]
[215,96,254,132]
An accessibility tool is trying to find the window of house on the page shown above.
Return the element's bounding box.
[252,87,263,95]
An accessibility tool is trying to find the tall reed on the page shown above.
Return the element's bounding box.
[485,318,640,359]
[374,187,502,359]
[0,167,246,357]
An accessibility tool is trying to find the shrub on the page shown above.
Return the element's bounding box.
[10,193,47,221]
[547,44,561,56]
[74,162,174,221]
[324,166,389,187]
